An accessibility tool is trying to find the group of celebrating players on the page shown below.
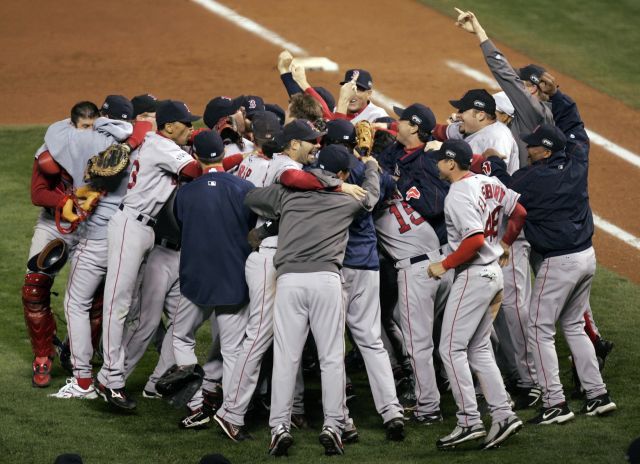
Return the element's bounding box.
[22,9,616,457]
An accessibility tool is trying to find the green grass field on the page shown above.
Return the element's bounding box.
[420,0,640,109]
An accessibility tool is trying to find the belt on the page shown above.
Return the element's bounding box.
[395,246,446,269]
[155,237,181,251]
[118,204,157,227]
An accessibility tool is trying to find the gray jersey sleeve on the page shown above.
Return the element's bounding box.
[359,160,381,211]
[244,184,286,220]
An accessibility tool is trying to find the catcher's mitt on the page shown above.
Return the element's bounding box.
[156,364,204,409]
[84,143,131,191]
[355,120,375,157]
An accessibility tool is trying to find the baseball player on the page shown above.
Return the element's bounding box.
[94,100,201,410]
[23,101,100,387]
[203,96,255,157]
[428,139,525,450]
[168,129,255,426]
[491,124,617,424]
[212,119,323,442]
[48,96,154,399]
[245,144,380,457]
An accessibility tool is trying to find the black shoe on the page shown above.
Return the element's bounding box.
[528,402,575,425]
[142,389,162,399]
[483,415,523,449]
[399,379,417,412]
[436,424,486,450]
[179,408,211,429]
[414,411,443,425]
[319,426,344,456]
[342,423,359,444]
[269,424,293,456]
[203,384,223,415]
[513,386,542,410]
[384,417,405,441]
[94,380,136,411]
[581,393,617,416]
[53,336,73,375]
[213,414,253,441]
[346,383,357,404]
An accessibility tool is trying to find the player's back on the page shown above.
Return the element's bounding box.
[445,174,519,266]
[237,152,271,187]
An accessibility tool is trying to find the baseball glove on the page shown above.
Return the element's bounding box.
[84,143,131,191]
[355,120,375,157]
[156,364,204,409]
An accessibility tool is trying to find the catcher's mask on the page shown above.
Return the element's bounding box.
[27,238,68,274]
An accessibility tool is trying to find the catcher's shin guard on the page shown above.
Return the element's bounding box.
[22,272,57,387]
[89,283,104,352]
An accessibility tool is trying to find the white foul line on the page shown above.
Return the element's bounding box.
[192,0,640,251]
[445,60,640,169]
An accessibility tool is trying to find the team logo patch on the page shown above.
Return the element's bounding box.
[183,102,192,113]
[542,138,553,148]
[473,100,486,109]
[530,74,541,84]
[121,113,129,119]
[102,102,109,109]
[405,186,421,200]
[482,160,492,176]
[207,180,217,186]
[367,80,372,87]
[410,115,423,125]
[248,99,257,109]
[445,149,456,159]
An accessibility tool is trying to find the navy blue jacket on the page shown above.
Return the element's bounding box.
[483,92,593,258]
[378,142,449,245]
[174,171,256,307]
[343,157,396,270]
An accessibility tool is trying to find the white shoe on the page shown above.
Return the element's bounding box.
[49,377,98,399]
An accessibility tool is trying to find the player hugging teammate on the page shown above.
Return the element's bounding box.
[24,29,615,457]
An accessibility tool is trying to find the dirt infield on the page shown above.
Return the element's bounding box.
[1,0,637,282]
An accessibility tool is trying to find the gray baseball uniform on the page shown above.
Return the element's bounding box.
[375,195,447,417]
[439,174,519,428]
[97,131,193,389]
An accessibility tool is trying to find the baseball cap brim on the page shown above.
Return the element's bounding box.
[181,114,201,123]
[448,99,467,110]
[521,132,541,146]
[393,106,405,119]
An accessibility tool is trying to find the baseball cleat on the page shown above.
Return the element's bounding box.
[268,424,293,456]
[513,386,543,410]
[179,408,211,429]
[436,424,486,450]
[594,338,614,371]
[483,415,523,449]
[142,389,162,399]
[345,383,357,404]
[383,417,405,441]
[94,380,137,411]
[213,414,253,442]
[528,402,575,425]
[49,377,98,399]
[413,410,443,425]
[32,356,53,388]
[581,393,617,416]
[319,426,344,456]
[342,421,359,444]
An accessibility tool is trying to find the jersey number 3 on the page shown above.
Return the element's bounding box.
[389,201,425,234]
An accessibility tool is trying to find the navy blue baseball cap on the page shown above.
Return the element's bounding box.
[101,95,134,121]
[193,130,225,162]
[251,110,282,141]
[276,119,325,146]
[203,96,245,129]
[519,64,546,85]
[449,89,496,116]
[243,95,265,118]
[313,86,336,110]
[156,100,201,127]
[433,139,473,168]
[340,69,373,90]
[521,124,566,151]
[393,103,436,133]
[317,144,357,174]
[131,94,158,117]
[324,119,356,145]
[265,103,286,125]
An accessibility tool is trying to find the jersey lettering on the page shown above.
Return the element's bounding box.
[127,159,140,189]
[389,201,426,234]
[238,164,253,180]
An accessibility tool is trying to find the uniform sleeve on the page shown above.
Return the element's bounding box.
[30,160,65,208]
[502,185,521,217]
[550,90,590,164]
[360,160,381,211]
[480,40,550,129]
[157,144,195,175]
[448,189,484,240]
[445,123,464,140]
[244,184,285,220]
[280,72,304,97]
